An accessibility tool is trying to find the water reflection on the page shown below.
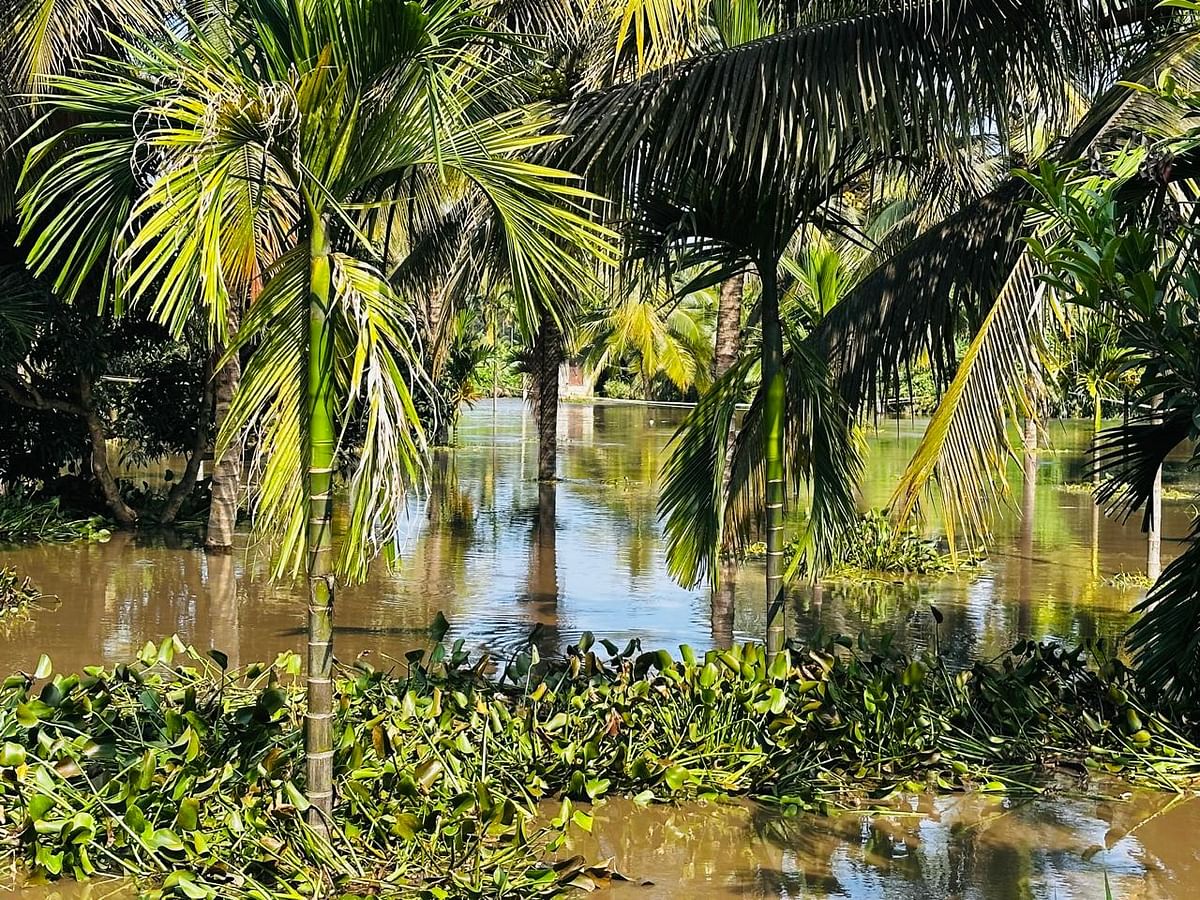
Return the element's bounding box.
[3,402,1199,899]
[0,402,1192,678]
[567,791,1200,899]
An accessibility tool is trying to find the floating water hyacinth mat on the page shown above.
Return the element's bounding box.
[1,629,1199,898]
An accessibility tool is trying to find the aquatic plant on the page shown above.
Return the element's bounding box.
[1104,571,1154,589]
[0,495,110,544]
[821,509,979,576]
[0,568,39,617]
[0,631,1197,898]
[742,510,979,576]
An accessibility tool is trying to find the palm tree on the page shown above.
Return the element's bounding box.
[812,17,1200,546]
[18,0,611,826]
[581,281,714,399]
[560,0,1112,657]
[1019,141,1200,703]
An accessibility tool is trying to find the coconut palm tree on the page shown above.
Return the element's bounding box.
[811,16,1200,546]
[580,281,714,399]
[560,0,1118,657]
[17,0,611,827]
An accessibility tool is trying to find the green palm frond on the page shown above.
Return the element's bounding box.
[582,284,712,394]
[1127,526,1200,705]
[217,245,310,573]
[567,0,1117,240]
[810,31,1200,542]
[813,178,1031,415]
[659,341,863,588]
[1093,411,1192,527]
[723,339,864,571]
[331,253,428,580]
[888,252,1045,538]
[659,355,754,587]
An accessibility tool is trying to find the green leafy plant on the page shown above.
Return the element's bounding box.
[0,494,110,544]
[0,567,39,617]
[2,629,1198,897]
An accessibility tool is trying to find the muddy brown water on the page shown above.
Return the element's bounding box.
[2,400,1198,897]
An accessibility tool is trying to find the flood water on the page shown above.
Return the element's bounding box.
[2,399,1198,898]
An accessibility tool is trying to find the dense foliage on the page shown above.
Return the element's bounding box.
[2,633,1198,898]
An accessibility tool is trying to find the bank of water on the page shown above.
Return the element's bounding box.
[1,400,1196,898]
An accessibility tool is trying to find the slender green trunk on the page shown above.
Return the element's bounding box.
[305,210,336,831]
[760,262,786,662]
[1148,393,1163,582]
[1092,394,1102,486]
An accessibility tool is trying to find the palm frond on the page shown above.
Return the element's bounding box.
[888,252,1045,537]
[565,0,1117,243]
[659,340,863,588]
[1127,524,1200,706]
[812,178,1031,415]
[331,253,428,581]
[659,355,754,588]
[1092,411,1192,528]
[217,245,311,576]
[724,339,864,570]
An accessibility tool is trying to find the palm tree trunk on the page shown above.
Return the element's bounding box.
[760,262,786,661]
[206,324,243,552]
[534,309,561,484]
[305,210,336,832]
[714,274,744,553]
[712,274,743,380]
[1148,393,1163,582]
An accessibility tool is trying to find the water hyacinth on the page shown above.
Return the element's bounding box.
[0,627,1197,898]
[0,567,39,618]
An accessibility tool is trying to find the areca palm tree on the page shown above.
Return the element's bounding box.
[561,0,1118,657]
[17,0,611,826]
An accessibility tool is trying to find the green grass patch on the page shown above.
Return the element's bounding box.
[1,632,1197,898]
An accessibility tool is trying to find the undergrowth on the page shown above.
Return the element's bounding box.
[0,494,111,544]
[0,630,1197,898]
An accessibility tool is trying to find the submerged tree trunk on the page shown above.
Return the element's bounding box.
[160,356,215,524]
[78,374,138,525]
[305,211,336,832]
[206,324,243,552]
[534,309,561,484]
[759,262,786,662]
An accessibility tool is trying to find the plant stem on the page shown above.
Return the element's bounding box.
[305,207,336,832]
[760,260,786,661]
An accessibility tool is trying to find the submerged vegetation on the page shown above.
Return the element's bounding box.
[0,495,110,544]
[0,568,38,618]
[747,510,982,578]
[821,509,981,577]
[2,630,1199,897]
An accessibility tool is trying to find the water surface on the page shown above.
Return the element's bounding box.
[1,400,1196,898]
